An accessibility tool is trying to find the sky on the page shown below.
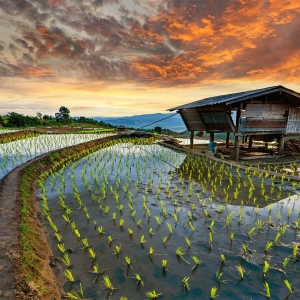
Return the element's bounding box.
[0,0,300,117]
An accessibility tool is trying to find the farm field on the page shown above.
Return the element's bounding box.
[0,133,116,180]
[39,140,300,300]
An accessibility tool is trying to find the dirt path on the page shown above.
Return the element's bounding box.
[0,151,62,299]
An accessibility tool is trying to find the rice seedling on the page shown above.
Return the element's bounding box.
[64,269,75,283]
[281,224,287,236]
[263,261,270,278]
[284,279,299,297]
[182,276,190,291]
[149,247,154,256]
[225,212,234,227]
[162,236,168,245]
[236,265,245,280]
[176,247,190,264]
[119,219,125,227]
[173,213,179,224]
[185,236,191,248]
[229,232,234,244]
[274,232,281,244]
[113,245,121,255]
[293,218,300,230]
[287,208,293,219]
[247,227,256,237]
[261,282,271,298]
[282,257,289,269]
[241,243,252,255]
[204,209,209,218]
[210,286,218,299]
[64,283,86,299]
[209,232,213,249]
[209,220,215,232]
[220,253,226,265]
[107,235,113,244]
[162,259,168,270]
[128,228,133,235]
[97,226,105,235]
[125,256,132,268]
[191,256,201,271]
[155,216,161,225]
[134,273,144,286]
[140,235,146,244]
[188,221,195,232]
[88,248,97,261]
[256,219,264,231]
[57,243,66,253]
[167,222,173,235]
[55,232,62,242]
[103,275,118,296]
[264,241,273,253]
[61,253,71,268]
[81,238,90,249]
[292,245,298,261]
[145,290,161,299]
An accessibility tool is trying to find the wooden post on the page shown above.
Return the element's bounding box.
[190,130,194,149]
[210,132,214,142]
[278,135,284,155]
[242,135,245,144]
[225,132,230,148]
[233,105,242,161]
[233,135,240,160]
[248,135,253,152]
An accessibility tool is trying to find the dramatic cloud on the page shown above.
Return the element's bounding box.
[0,0,300,116]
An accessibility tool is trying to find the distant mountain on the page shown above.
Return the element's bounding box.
[93,113,186,132]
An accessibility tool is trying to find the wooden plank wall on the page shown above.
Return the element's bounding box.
[286,107,300,134]
[240,104,287,133]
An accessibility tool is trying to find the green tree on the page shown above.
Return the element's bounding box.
[7,112,26,127]
[55,106,71,124]
[154,126,162,134]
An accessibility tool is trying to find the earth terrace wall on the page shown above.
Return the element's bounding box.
[0,134,125,300]
[0,130,40,144]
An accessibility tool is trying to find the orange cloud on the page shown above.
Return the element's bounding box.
[1,0,300,88]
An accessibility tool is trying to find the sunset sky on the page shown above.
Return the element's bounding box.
[0,0,300,117]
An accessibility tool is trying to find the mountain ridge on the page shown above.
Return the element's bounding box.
[92,113,186,132]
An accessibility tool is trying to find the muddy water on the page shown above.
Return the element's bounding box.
[40,143,300,300]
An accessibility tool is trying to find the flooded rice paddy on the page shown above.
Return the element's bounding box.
[0,133,115,180]
[39,142,300,300]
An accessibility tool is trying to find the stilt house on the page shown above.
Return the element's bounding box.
[169,85,300,160]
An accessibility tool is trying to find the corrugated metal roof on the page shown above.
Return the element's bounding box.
[169,85,300,111]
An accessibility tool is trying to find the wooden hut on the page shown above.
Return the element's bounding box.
[169,85,300,160]
[116,125,127,132]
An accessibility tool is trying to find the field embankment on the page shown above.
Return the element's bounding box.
[0,130,39,144]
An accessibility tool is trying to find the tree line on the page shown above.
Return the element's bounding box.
[0,106,113,128]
